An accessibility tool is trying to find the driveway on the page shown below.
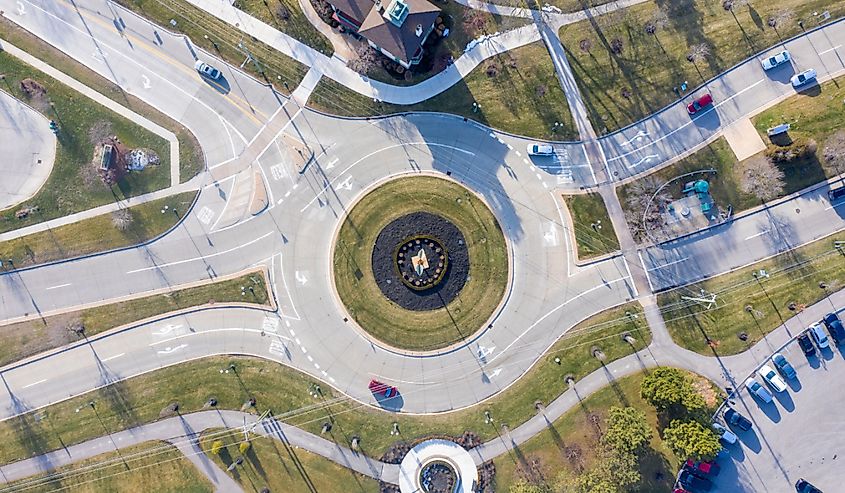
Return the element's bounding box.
[712,335,845,492]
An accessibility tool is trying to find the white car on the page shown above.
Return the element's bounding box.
[527,144,554,156]
[791,68,817,87]
[757,364,788,392]
[712,422,738,445]
[745,377,774,403]
[194,60,222,80]
[761,50,790,70]
[809,323,830,349]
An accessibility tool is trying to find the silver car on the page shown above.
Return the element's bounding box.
[745,377,774,403]
[526,144,554,156]
[791,68,817,87]
[194,60,222,80]
[762,50,790,70]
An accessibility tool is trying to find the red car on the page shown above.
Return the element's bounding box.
[684,458,721,477]
[687,93,713,115]
[368,379,398,398]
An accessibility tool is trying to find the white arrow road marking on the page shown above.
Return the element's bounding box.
[543,223,558,246]
[477,345,496,359]
[16,0,26,15]
[153,324,183,336]
[295,271,308,285]
[156,344,188,355]
[488,368,503,378]
[627,154,659,169]
[141,74,151,89]
[326,157,338,169]
[620,130,649,147]
[337,176,353,191]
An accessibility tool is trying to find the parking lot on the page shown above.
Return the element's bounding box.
[710,333,845,492]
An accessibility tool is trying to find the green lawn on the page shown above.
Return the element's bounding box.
[0,271,270,368]
[0,303,647,464]
[659,231,845,355]
[200,429,379,493]
[561,192,620,260]
[115,0,309,92]
[4,441,212,492]
[333,176,508,351]
[0,192,196,268]
[493,372,678,492]
[234,0,333,54]
[309,42,577,140]
[0,52,171,234]
[558,0,845,133]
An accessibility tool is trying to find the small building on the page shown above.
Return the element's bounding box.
[99,144,114,171]
[329,0,440,68]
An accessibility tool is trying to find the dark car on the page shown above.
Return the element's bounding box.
[829,186,845,201]
[724,408,753,431]
[772,352,797,380]
[368,379,398,398]
[684,459,721,477]
[797,331,817,356]
[687,93,713,115]
[795,478,823,493]
[678,470,712,491]
[823,313,845,345]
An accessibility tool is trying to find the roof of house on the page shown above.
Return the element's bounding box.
[331,0,440,63]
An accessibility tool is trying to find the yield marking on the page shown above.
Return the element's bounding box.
[156,344,188,354]
[745,229,770,241]
[22,379,46,389]
[262,317,279,333]
[326,157,338,169]
[627,154,659,169]
[141,74,151,89]
[196,206,215,224]
[45,283,71,290]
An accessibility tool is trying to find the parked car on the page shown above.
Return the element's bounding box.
[368,379,398,398]
[194,60,222,80]
[684,459,721,477]
[527,144,554,156]
[712,422,738,445]
[828,185,845,201]
[673,489,691,493]
[809,323,831,349]
[758,364,788,392]
[795,478,823,493]
[762,50,791,70]
[745,377,774,403]
[791,68,817,87]
[724,408,753,431]
[823,312,845,345]
[678,469,712,491]
[687,93,713,115]
[772,352,797,380]
[797,331,817,356]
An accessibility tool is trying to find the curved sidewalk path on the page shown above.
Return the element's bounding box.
[4,286,842,487]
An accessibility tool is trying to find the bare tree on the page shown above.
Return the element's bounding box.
[462,9,488,38]
[347,44,379,75]
[644,9,669,35]
[722,0,749,11]
[823,130,845,181]
[768,8,794,28]
[686,43,711,64]
[579,38,593,54]
[740,155,785,203]
[111,208,134,231]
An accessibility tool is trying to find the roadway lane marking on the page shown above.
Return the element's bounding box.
[647,256,689,271]
[149,328,290,347]
[22,379,47,389]
[626,154,659,169]
[45,283,71,290]
[637,250,657,293]
[607,78,766,163]
[820,45,842,56]
[156,344,188,354]
[622,256,639,298]
[126,231,273,273]
[101,353,125,362]
[744,229,770,240]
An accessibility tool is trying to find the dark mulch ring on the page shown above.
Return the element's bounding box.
[371,212,468,311]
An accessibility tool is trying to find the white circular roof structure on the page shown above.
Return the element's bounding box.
[398,439,478,493]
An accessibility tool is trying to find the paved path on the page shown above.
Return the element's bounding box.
[296,0,357,61]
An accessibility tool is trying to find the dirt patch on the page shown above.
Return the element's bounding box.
[692,376,719,408]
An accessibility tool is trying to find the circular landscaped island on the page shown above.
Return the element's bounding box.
[332,175,508,352]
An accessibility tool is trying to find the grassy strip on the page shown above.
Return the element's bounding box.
[0,302,645,464]
[115,0,308,92]
[0,192,197,269]
[333,176,508,351]
[558,0,845,133]
[4,441,212,492]
[492,371,718,492]
[659,230,845,355]
[233,0,333,54]
[0,52,170,234]
[200,428,380,493]
[308,42,577,140]
[561,193,620,260]
[0,18,205,183]
[0,271,270,368]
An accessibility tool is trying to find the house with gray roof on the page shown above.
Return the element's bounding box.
[329,0,441,68]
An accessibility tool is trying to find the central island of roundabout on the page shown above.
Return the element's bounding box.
[332,174,510,353]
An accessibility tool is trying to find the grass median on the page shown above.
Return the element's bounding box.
[200,428,379,493]
[659,231,845,355]
[308,42,577,140]
[561,192,620,260]
[0,18,205,183]
[4,441,212,492]
[0,51,170,234]
[558,0,845,133]
[0,302,646,466]
[0,270,270,368]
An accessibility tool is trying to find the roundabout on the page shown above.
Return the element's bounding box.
[333,175,509,352]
